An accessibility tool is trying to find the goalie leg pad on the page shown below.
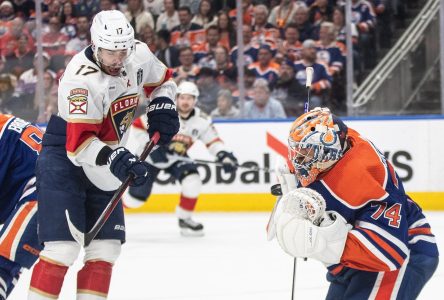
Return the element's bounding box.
[83,240,121,264]
[276,211,351,264]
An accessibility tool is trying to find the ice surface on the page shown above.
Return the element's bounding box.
[11,212,444,299]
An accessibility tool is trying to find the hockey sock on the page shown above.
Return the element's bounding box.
[28,258,68,299]
[178,195,197,212]
[77,260,113,299]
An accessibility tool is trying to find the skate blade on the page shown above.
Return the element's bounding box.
[180,228,205,237]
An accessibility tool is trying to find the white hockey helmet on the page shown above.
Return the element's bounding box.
[90,10,135,64]
[177,81,200,98]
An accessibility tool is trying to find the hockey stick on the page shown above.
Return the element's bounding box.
[66,132,160,247]
[155,153,274,173]
[290,66,314,300]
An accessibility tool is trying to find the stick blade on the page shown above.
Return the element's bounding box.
[65,209,84,246]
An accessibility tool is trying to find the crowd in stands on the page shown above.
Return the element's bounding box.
[0,0,415,121]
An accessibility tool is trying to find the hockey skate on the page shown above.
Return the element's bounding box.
[178,218,204,237]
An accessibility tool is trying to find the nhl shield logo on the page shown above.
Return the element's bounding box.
[137,68,143,86]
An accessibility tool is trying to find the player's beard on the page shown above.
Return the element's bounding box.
[102,64,123,76]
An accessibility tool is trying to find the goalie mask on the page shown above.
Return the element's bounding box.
[90,10,135,76]
[288,107,348,187]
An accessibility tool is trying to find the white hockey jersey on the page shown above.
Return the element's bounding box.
[58,41,175,191]
[127,107,227,169]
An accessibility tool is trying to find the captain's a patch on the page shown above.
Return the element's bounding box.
[68,88,88,114]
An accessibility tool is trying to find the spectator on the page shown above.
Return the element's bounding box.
[4,34,34,78]
[179,0,200,15]
[0,17,33,57]
[170,6,205,47]
[0,1,14,23]
[252,5,280,44]
[154,29,180,68]
[12,52,55,120]
[243,78,286,119]
[192,0,217,29]
[125,0,155,37]
[230,24,259,66]
[292,5,318,41]
[294,39,332,107]
[268,0,299,30]
[309,0,333,25]
[210,89,239,119]
[0,73,15,113]
[74,0,101,18]
[229,0,254,26]
[65,15,90,55]
[333,5,358,46]
[36,70,57,122]
[173,46,200,83]
[213,45,236,85]
[156,0,179,32]
[216,10,236,51]
[42,16,70,57]
[60,1,77,38]
[144,0,164,21]
[352,0,376,68]
[43,0,62,23]
[244,66,256,100]
[277,23,302,62]
[193,25,221,67]
[99,0,115,11]
[138,24,156,51]
[248,44,280,86]
[315,21,345,76]
[11,0,35,19]
[271,59,306,117]
[195,67,220,114]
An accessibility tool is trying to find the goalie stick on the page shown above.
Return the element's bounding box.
[66,132,160,247]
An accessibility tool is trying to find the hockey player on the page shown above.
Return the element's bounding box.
[28,10,179,299]
[123,81,238,236]
[272,107,439,299]
[0,114,43,299]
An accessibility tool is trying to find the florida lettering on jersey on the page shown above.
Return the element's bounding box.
[58,41,173,191]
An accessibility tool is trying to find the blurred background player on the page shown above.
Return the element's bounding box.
[272,107,439,299]
[0,114,43,299]
[28,10,179,299]
[124,81,238,236]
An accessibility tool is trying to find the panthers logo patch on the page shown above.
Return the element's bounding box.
[110,93,139,140]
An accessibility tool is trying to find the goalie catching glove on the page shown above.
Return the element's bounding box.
[147,97,180,145]
[274,188,352,264]
[216,151,238,173]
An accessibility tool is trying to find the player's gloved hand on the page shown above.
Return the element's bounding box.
[216,151,238,173]
[108,147,150,186]
[149,146,169,164]
[146,97,179,146]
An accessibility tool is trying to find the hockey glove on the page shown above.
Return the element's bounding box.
[216,151,238,173]
[108,147,151,187]
[149,146,169,164]
[146,97,179,145]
